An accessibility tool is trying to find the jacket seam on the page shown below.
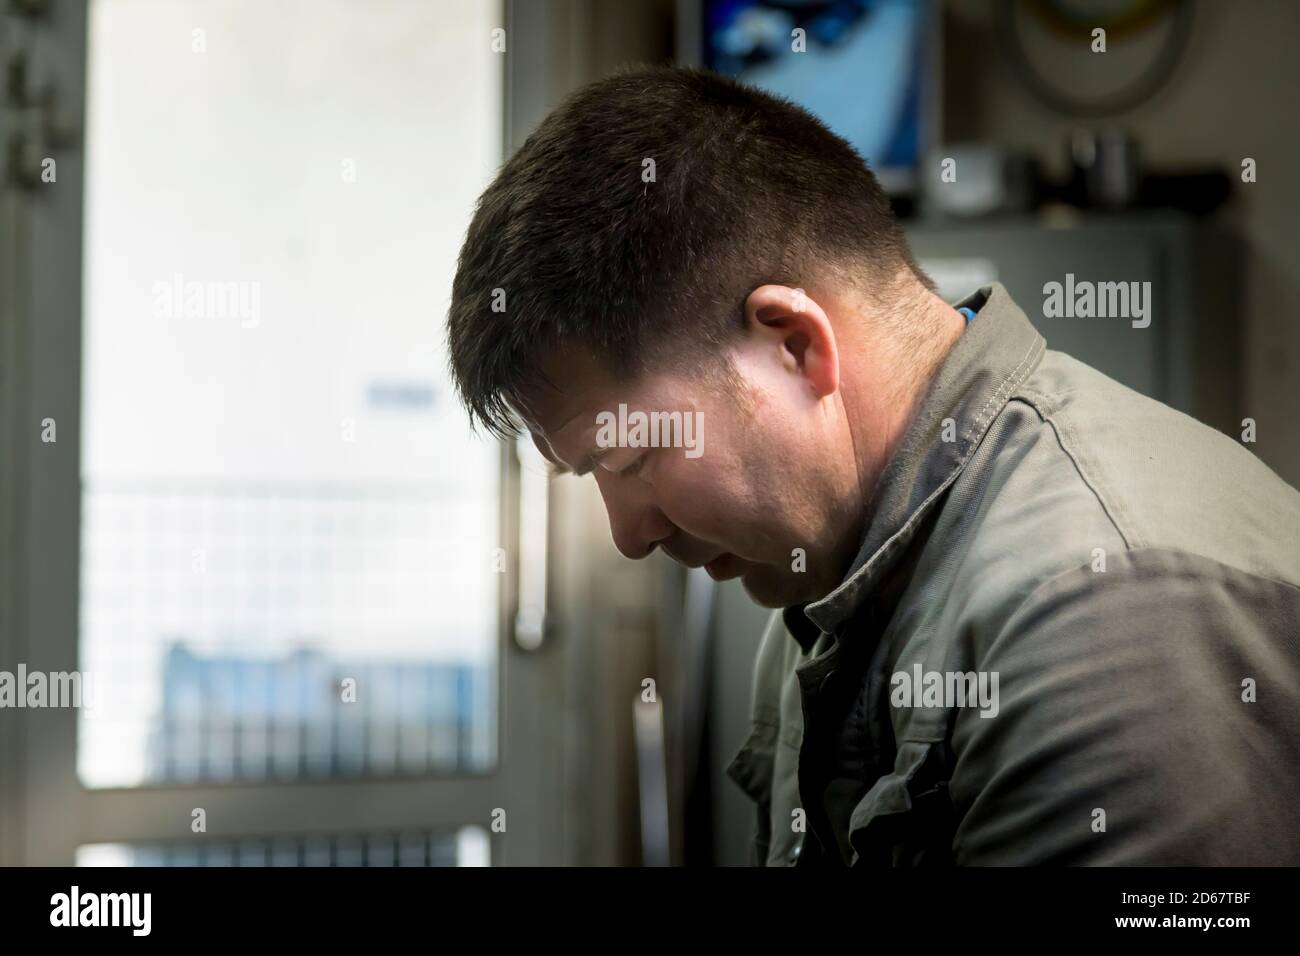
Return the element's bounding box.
[1011,388,1139,550]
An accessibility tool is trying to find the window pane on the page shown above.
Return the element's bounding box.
[79,0,502,787]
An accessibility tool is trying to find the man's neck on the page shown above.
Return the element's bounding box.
[844,291,968,530]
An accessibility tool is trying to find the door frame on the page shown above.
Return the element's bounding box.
[1,0,573,867]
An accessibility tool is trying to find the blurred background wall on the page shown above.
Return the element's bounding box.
[941,0,1299,488]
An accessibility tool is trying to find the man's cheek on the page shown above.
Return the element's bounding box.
[662,502,726,547]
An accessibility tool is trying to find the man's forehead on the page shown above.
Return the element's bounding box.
[516,347,619,442]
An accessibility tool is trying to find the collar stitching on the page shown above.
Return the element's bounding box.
[962,337,1046,447]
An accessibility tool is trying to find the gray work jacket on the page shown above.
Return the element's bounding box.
[726,282,1300,866]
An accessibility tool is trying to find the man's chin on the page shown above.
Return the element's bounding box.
[737,565,821,610]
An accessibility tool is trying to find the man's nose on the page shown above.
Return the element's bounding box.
[593,472,672,560]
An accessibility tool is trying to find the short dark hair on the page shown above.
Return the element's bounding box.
[447,64,932,438]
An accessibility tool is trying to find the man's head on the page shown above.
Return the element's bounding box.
[447,65,962,608]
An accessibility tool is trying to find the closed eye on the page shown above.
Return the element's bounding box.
[620,452,648,478]
[548,450,645,479]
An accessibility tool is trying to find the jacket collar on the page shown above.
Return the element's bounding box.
[784,282,1046,650]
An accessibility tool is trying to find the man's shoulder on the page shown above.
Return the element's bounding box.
[1006,347,1300,588]
[909,344,1300,668]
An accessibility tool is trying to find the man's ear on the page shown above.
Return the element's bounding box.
[743,284,839,398]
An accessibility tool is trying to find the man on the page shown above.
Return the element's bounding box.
[446,66,1300,865]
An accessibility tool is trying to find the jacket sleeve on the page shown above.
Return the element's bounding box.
[949,548,1300,865]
